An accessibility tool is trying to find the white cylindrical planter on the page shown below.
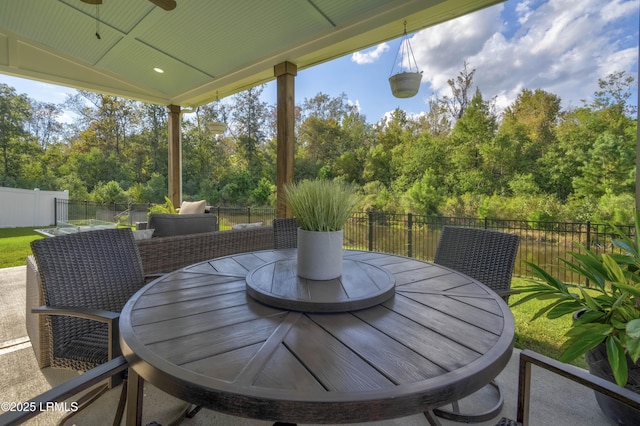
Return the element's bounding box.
[297,229,344,280]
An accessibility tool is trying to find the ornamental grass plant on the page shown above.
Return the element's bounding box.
[284,179,360,232]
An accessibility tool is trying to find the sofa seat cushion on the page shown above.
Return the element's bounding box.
[149,213,218,237]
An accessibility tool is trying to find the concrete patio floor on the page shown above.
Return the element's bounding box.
[0,265,618,426]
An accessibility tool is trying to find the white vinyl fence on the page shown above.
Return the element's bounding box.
[0,187,68,228]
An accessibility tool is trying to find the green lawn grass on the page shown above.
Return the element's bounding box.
[510,277,587,369]
[0,227,45,268]
[0,231,583,367]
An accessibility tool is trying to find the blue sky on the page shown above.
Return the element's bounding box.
[1,0,638,124]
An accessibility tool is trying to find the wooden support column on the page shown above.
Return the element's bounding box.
[274,61,297,218]
[167,104,182,208]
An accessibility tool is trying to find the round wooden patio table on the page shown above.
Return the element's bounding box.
[119,249,514,425]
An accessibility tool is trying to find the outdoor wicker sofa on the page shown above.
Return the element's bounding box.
[26,225,276,368]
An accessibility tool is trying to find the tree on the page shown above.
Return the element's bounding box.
[446,88,498,194]
[230,85,270,179]
[403,170,444,216]
[0,84,31,185]
[64,91,140,155]
[91,180,128,204]
[298,115,342,164]
[392,131,448,194]
[539,73,636,200]
[297,93,358,172]
[139,103,168,175]
[301,92,352,121]
[591,70,636,116]
[572,132,635,198]
[417,96,451,137]
[539,106,596,199]
[181,113,230,203]
[27,100,63,150]
[497,88,561,192]
[440,61,476,121]
[363,109,408,187]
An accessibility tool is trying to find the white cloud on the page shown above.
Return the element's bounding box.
[515,0,533,24]
[601,0,639,22]
[410,0,639,112]
[351,43,390,64]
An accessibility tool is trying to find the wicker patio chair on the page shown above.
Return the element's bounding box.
[30,228,147,425]
[432,226,520,423]
[434,226,520,302]
[496,350,640,426]
[273,217,298,249]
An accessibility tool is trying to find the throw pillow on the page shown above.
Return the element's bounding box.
[179,200,206,214]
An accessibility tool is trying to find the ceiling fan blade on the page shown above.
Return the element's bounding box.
[149,0,176,10]
[81,0,102,4]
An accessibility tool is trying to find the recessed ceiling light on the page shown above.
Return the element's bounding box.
[153,67,165,73]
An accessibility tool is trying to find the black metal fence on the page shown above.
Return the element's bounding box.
[54,199,634,285]
[54,199,153,227]
[343,213,633,286]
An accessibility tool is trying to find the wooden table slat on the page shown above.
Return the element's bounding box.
[135,303,286,344]
[182,342,264,382]
[131,290,248,325]
[385,295,502,354]
[251,343,328,391]
[145,271,241,293]
[137,277,245,308]
[400,291,504,336]
[284,315,396,391]
[360,299,494,361]
[234,312,302,386]
[148,316,284,365]
[208,257,252,275]
[307,312,444,383]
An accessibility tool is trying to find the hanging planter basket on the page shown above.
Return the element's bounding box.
[208,121,227,134]
[389,21,422,99]
[208,91,226,135]
[389,72,423,98]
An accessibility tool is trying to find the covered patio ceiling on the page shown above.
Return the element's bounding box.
[0,0,503,108]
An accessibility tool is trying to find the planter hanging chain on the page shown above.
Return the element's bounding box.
[389,21,420,76]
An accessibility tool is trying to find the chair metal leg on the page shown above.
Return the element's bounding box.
[186,405,202,418]
[424,410,443,426]
[57,377,128,426]
[113,378,128,426]
[126,369,144,426]
[432,380,504,423]
[57,382,109,425]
